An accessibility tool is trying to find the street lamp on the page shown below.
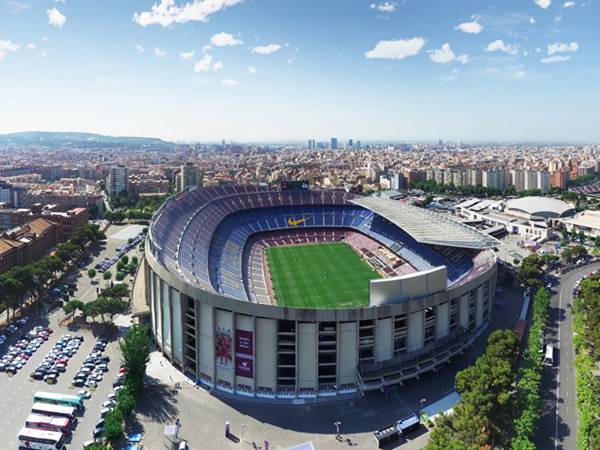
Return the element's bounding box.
[241,423,247,442]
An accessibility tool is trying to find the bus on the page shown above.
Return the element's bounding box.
[17,427,65,450]
[33,391,83,411]
[31,403,76,420]
[25,413,72,435]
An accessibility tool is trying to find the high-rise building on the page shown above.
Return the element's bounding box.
[551,170,570,189]
[482,168,506,191]
[390,173,405,190]
[179,162,199,192]
[330,137,338,150]
[467,168,482,187]
[524,169,537,191]
[106,165,129,198]
[348,139,353,149]
[511,169,525,192]
[537,171,550,193]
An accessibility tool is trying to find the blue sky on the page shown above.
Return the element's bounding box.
[0,0,598,142]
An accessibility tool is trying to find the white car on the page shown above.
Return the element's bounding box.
[77,389,92,399]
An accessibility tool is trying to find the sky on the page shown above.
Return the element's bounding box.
[0,0,599,143]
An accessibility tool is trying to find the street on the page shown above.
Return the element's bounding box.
[0,223,142,449]
[536,263,599,450]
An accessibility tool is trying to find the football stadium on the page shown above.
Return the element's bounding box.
[145,185,500,401]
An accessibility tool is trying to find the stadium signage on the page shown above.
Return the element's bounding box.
[235,330,254,378]
[215,326,233,371]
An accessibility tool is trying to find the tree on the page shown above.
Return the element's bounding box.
[562,245,588,263]
[83,445,112,450]
[101,283,129,298]
[103,409,124,443]
[87,268,97,279]
[120,325,151,397]
[517,254,544,290]
[426,330,519,450]
[595,235,600,248]
[115,271,126,281]
[0,275,24,322]
[103,271,112,281]
[116,260,125,271]
[131,256,139,266]
[63,300,85,320]
[121,255,129,265]
[116,386,136,417]
[55,242,78,262]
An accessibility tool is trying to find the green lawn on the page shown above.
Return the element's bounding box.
[266,242,381,309]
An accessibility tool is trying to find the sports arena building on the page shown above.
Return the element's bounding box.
[145,185,499,401]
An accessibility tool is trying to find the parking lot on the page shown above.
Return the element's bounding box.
[0,224,141,448]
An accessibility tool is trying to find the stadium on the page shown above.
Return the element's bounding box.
[144,185,499,401]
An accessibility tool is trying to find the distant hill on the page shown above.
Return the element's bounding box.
[0,131,175,150]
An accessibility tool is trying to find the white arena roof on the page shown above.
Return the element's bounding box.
[350,197,501,249]
[505,196,575,218]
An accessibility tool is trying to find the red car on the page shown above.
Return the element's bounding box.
[45,327,54,334]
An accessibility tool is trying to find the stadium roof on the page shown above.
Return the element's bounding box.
[350,197,501,249]
[505,196,575,218]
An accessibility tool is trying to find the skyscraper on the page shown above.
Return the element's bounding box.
[330,137,338,150]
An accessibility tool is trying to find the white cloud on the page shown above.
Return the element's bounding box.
[180,50,195,61]
[541,55,572,63]
[133,0,244,27]
[46,7,66,28]
[54,0,66,3]
[514,68,527,78]
[455,21,483,34]
[486,39,519,55]
[26,42,36,50]
[251,44,281,55]
[534,0,552,9]
[369,2,396,13]
[530,16,536,24]
[202,44,212,53]
[364,37,426,60]
[440,68,460,82]
[248,65,256,75]
[210,32,243,47]
[136,44,144,53]
[154,47,167,58]
[547,41,578,54]
[456,54,470,64]
[428,43,455,64]
[0,39,19,60]
[563,1,576,7]
[221,78,238,86]
[193,53,223,72]
[554,14,563,22]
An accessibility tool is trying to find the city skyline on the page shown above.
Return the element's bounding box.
[1,0,599,142]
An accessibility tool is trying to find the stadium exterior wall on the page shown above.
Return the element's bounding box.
[145,246,497,400]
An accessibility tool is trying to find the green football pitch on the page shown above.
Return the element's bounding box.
[266,242,381,309]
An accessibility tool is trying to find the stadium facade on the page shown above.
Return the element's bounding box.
[145,186,499,400]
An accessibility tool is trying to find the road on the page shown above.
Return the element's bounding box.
[0,223,142,449]
[537,263,599,450]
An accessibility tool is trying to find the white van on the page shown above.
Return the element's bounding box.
[543,344,554,366]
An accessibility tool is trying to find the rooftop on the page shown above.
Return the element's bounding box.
[350,197,501,249]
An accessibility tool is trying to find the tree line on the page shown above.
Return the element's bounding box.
[0,224,105,322]
[572,275,600,449]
